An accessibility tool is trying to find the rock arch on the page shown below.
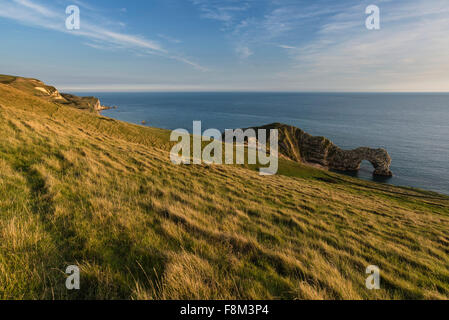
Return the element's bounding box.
[248,123,393,177]
[327,147,393,176]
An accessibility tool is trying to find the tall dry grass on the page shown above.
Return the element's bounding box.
[0,83,448,300]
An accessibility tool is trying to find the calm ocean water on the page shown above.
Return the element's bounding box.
[74,92,449,195]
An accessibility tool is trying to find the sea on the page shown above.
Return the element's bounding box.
[72,92,449,195]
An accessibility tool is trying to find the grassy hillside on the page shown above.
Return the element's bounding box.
[0,75,105,112]
[0,80,449,300]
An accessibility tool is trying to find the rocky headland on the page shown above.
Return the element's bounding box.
[251,123,393,176]
[0,75,110,113]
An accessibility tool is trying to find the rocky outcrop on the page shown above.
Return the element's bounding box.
[326,147,392,176]
[60,93,110,113]
[0,74,109,113]
[252,123,393,176]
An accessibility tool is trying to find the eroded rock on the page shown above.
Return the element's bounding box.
[252,123,393,177]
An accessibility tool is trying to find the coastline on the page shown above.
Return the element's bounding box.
[95,93,449,195]
[98,106,449,197]
[1,77,449,300]
[94,91,449,195]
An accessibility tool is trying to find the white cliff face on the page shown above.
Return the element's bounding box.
[94,99,111,111]
[93,99,102,111]
[4,75,108,113]
[50,90,65,100]
[34,87,49,94]
[34,86,66,100]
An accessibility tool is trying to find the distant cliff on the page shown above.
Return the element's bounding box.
[0,74,109,113]
[60,93,110,112]
[252,123,393,176]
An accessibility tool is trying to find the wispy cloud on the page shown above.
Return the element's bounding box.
[2,0,448,91]
[191,0,449,90]
[191,0,256,59]
[235,45,253,59]
[158,34,183,44]
[278,44,297,49]
[170,55,209,72]
[190,0,345,60]
[276,0,449,91]
[70,0,98,12]
[0,0,206,71]
[13,0,56,17]
[191,0,250,25]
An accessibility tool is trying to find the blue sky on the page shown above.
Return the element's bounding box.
[0,0,448,91]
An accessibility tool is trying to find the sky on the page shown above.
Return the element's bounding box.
[0,0,448,92]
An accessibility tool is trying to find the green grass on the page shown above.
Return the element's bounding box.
[0,80,449,300]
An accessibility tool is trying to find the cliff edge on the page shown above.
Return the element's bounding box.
[0,74,109,113]
[253,123,393,176]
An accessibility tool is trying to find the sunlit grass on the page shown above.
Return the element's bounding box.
[0,82,449,300]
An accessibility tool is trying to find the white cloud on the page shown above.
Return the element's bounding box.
[0,0,206,71]
[3,0,449,91]
[191,0,250,26]
[13,0,56,17]
[235,46,254,59]
[158,34,183,44]
[277,0,449,91]
[169,55,209,72]
[278,45,297,49]
[197,0,449,91]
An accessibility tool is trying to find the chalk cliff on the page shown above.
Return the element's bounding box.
[0,74,109,113]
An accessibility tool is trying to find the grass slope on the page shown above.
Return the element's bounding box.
[0,81,449,300]
[0,75,104,112]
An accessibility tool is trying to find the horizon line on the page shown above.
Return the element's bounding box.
[61,88,449,94]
